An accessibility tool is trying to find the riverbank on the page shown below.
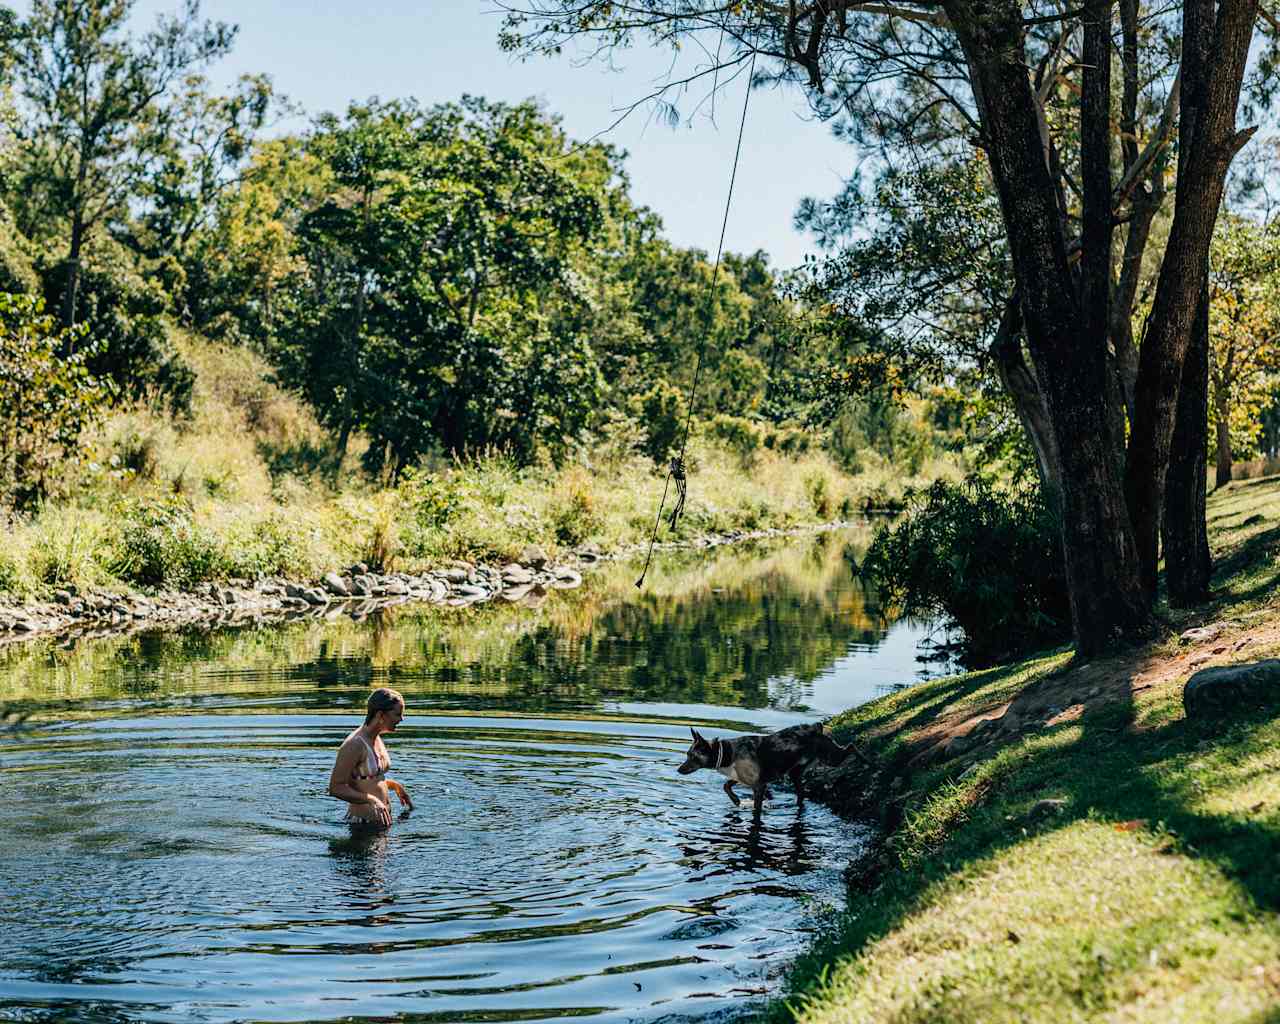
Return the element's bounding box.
[0,334,953,633]
[778,476,1280,1022]
[0,520,856,647]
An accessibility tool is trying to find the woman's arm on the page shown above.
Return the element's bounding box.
[387,779,413,811]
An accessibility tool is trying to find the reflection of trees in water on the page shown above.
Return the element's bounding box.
[0,530,894,716]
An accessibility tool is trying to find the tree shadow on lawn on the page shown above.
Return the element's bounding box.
[1209,524,1280,609]
[846,654,1066,745]
[776,687,1280,1021]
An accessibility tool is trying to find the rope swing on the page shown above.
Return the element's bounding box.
[635,46,759,589]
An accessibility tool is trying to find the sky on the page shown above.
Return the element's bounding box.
[125,0,857,270]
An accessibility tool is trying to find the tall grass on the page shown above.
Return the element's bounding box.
[0,334,960,599]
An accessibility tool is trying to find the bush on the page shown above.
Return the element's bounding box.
[636,380,684,465]
[860,477,1069,665]
[39,236,195,414]
[108,496,225,587]
[805,470,837,518]
[710,414,761,459]
[549,465,602,544]
[0,293,113,507]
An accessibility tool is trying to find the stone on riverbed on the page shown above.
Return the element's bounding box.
[1184,659,1280,720]
[323,572,350,597]
[501,564,535,586]
[548,567,582,589]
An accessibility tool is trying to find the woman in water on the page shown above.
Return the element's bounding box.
[329,687,414,829]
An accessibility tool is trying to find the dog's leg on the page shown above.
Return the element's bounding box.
[752,784,766,820]
[790,766,805,803]
[723,780,741,806]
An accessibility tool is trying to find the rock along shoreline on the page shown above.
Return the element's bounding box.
[0,521,859,648]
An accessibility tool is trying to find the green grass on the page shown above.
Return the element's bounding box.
[772,476,1280,1024]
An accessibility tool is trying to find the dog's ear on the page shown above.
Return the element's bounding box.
[690,727,704,744]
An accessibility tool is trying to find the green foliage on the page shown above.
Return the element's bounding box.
[1207,215,1280,473]
[0,293,112,507]
[220,513,313,579]
[636,379,685,465]
[860,477,1070,664]
[711,347,768,414]
[38,237,195,411]
[549,466,603,544]
[108,495,224,587]
[10,0,236,328]
[272,96,612,474]
[804,470,833,518]
[710,413,761,459]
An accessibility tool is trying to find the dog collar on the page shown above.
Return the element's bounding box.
[714,738,731,769]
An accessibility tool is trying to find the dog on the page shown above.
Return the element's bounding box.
[677,722,869,817]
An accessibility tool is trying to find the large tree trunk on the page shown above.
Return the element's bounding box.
[1164,284,1213,606]
[949,0,1151,656]
[1123,0,1257,599]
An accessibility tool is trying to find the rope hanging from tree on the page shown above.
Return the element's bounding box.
[635,47,759,589]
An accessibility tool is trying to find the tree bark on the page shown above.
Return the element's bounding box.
[990,297,1063,517]
[1214,399,1234,488]
[1123,0,1257,599]
[948,0,1151,656]
[1163,284,1213,606]
[61,214,84,329]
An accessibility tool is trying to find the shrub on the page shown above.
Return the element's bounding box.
[221,513,314,579]
[108,495,226,587]
[39,237,195,414]
[710,414,761,459]
[550,465,602,545]
[805,470,833,518]
[0,293,113,507]
[860,477,1070,665]
[636,380,684,465]
[398,470,465,557]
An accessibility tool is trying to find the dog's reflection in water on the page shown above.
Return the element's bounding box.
[681,805,813,879]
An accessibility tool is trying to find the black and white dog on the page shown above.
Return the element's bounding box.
[677,722,868,816]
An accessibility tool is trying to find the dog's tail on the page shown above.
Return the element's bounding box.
[817,726,875,768]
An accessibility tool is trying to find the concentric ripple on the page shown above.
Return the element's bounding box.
[0,535,940,1023]
[0,712,871,1023]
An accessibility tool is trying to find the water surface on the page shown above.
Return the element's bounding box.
[0,530,948,1023]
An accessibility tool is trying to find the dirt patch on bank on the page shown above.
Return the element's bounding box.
[893,606,1280,769]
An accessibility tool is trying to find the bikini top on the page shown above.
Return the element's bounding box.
[350,732,389,781]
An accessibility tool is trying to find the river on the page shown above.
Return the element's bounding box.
[0,528,952,1023]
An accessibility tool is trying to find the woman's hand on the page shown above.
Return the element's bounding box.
[365,794,392,827]
[388,779,413,812]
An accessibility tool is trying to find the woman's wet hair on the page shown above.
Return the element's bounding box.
[365,687,404,725]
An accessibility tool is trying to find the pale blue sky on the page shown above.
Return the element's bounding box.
[126,1,856,270]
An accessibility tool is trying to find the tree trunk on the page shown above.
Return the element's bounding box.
[1123,0,1257,599]
[1163,284,1213,606]
[990,298,1063,517]
[61,215,85,329]
[948,0,1151,656]
[1214,399,1233,488]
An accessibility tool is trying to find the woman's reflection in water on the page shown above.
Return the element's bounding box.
[327,829,397,931]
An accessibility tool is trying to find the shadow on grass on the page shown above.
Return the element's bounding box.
[847,655,1064,745]
[772,683,1280,1022]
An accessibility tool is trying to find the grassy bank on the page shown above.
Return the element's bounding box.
[773,478,1280,1022]
[0,333,956,601]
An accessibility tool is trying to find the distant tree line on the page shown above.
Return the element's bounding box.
[0,0,963,508]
